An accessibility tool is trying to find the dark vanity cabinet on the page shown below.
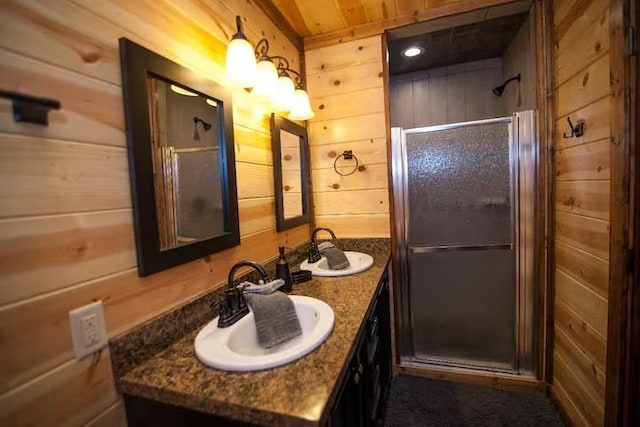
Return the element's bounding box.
[328,267,392,427]
[123,264,393,427]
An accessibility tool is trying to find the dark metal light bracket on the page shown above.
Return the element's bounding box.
[562,116,585,138]
[0,90,61,125]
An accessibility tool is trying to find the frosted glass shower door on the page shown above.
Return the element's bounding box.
[405,118,516,371]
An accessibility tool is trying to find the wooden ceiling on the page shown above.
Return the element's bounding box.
[270,0,434,36]
[263,0,525,49]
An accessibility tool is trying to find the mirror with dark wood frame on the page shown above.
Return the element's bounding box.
[271,114,310,231]
[119,38,240,276]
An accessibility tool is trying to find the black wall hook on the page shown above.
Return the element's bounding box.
[563,116,585,138]
[0,90,61,125]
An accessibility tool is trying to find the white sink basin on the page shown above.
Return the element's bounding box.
[195,296,334,371]
[300,251,374,277]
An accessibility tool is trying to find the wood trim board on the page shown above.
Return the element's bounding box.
[535,0,556,385]
[604,0,634,425]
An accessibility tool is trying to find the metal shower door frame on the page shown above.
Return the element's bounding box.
[391,112,537,374]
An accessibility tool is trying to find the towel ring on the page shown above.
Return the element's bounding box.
[333,150,359,176]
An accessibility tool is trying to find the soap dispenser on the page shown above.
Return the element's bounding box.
[275,246,293,293]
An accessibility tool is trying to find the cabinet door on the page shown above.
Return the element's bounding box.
[367,269,392,425]
[328,346,365,427]
[329,266,392,427]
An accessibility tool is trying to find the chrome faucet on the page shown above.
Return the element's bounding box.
[308,227,337,263]
[217,260,269,328]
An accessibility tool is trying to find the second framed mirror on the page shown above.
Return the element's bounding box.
[271,114,310,231]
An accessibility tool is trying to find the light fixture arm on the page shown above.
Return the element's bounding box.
[252,38,306,90]
[272,56,305,89]
[285,68,304,89]
[254,38,270,61]
[266,55,288,72]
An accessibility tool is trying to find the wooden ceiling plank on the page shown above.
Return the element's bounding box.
[364,0,399,21]
[337,0,370,27]
[363,0,383,21]
[294,0,347,35]
[268,0,312,37]
[395,0,417,16]
[304,0,515,50]
[252,0,304,48]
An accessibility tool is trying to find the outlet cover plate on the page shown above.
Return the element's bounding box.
[69,300,107,360]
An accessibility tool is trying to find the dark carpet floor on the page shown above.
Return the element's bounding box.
[383,375,565,427]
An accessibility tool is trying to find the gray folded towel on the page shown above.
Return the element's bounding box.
[317,242,350,270]
[242,278,285,294]
[244,291,302,348]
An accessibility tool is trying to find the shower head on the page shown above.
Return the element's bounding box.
[492,85,505,97]
[193,116,212,131]
[192,116,212,140]
[492,73,521,97]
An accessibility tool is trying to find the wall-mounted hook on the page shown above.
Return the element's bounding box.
[0,91,61,125]
[563,116,585,138]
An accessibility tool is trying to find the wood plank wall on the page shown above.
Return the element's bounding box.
[551,0,611,425]
[305,36,390,237]
[0,1,309,425]
[389,58,505,128]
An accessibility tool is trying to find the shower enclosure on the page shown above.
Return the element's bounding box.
[391,111,537,374]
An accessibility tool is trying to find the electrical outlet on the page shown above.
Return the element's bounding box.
[69,301,107,360]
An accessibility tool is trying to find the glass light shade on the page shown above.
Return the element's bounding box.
[252,59,278,101]
[273,75,295,113]
[225,37,256,88]
[288,88,314,121]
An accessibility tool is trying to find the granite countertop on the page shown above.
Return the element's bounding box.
[117,241,390,426]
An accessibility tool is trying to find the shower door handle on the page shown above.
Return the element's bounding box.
[409,244,513,253]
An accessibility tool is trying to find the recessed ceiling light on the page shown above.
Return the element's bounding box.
[402,46,424,58]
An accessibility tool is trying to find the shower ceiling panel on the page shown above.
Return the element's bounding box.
[388,12,528,75]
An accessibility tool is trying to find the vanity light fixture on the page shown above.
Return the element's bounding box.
[252,40,279,102]
[402,46,424,58]
[225,16,257,88]
[225,16,314,120]
[273,67,296,113]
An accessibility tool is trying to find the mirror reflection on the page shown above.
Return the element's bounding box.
[271,114,310,232]
[148,77,226,250]
[279,129,303,219]
[119,37,239,276]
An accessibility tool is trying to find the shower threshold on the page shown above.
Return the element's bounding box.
[406,354,517,374]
